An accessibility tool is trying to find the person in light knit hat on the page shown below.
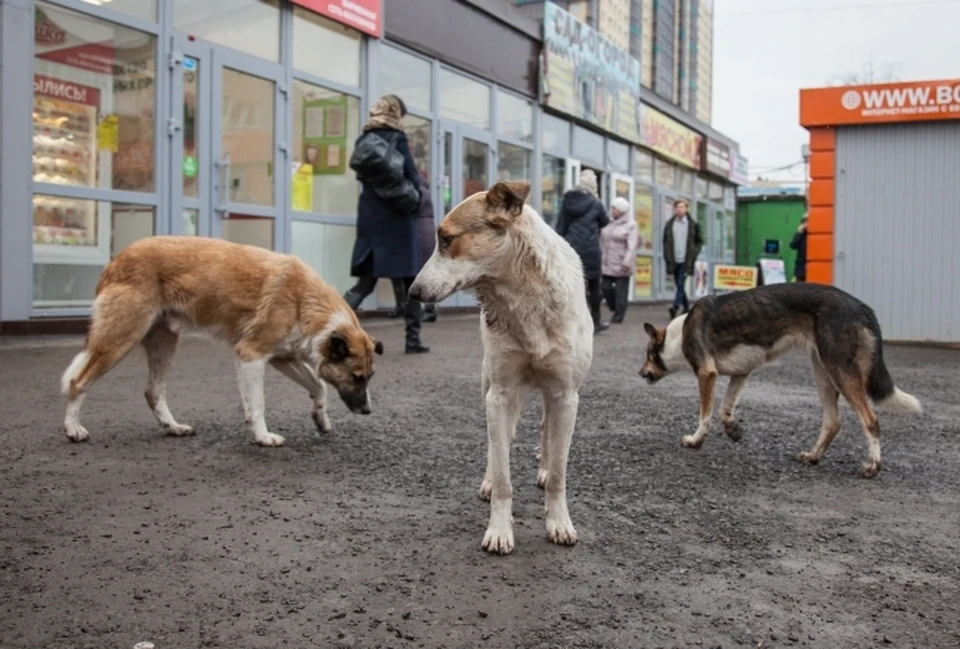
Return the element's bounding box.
[599,196,639,324]
[556,169,610,334]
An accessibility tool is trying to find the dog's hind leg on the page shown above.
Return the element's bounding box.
[143,319,194,437]
[269,358,331,435]
[795,355,841,467]
[682,366,718,449]
[839,376,882,479]
[542,388,579,546]
[719,375,748,441]
[481,382,528,555]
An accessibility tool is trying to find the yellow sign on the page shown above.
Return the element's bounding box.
[634,188,654,253]
[97,114,119,153]
[291,162,314,212]
[634,256,653,298]
[713,264,758,291]
[639,104,702,169]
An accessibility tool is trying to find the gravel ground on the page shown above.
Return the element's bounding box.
[1,306,959,649]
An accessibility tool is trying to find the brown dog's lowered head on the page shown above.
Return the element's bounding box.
[639,317,688,384]
[316,320,383,415]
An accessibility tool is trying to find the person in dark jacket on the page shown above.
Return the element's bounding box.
[790,213,808,282]
[342,95,429,354]
[556,169,610,334]
[662,198,704,319]
[415,171,438,323]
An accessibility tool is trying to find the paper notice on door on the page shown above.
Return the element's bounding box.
[292,162,313,212]
[326,144,341,168]
[97,115,119,152]
[305,105,324,139]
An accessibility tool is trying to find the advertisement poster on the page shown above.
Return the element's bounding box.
[713,264,758,291]
[541,2,643,144]
[633,257,653,299]
[289,0,382,38]
[291,161,313,212]
[758,258,787,285]
[639,104,703,169]
[634,188,654,252]
[693,260,709,298]
[303,95,348,176]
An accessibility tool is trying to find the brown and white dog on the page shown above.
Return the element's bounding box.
[639,283,922,478]
[60,236,383,447]
[408,181,594,555]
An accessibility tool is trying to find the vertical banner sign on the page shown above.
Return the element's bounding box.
[633,256,653,298]
[541,1,643,144]
[634,189,654,252]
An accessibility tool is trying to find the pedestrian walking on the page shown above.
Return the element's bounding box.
[600,196,639,324]
[415,171,438,323]
[556,169,610,334]
[343,94,429,354]
[790,213,808,282]
[662,198,704,320]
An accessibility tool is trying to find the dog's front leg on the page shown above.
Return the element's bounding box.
[269,359,332,435]
[682,368,718,449]
[236,357,285,447]
[543,390,578,546]
[482,387,523,555]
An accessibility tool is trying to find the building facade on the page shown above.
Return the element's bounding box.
[799,78,960,343]
[0,0,746,330]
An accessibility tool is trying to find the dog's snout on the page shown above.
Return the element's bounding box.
[359,404,371,415]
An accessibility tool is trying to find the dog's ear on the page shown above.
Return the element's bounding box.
[373,339,384,356]
[484,181,531,223]
[326,332,351,363]
[643,322,659,339]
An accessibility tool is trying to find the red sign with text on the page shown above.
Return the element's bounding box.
[290,0,382,38]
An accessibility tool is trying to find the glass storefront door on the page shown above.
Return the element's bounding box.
[436,121,494,308]
[169,38,284,250]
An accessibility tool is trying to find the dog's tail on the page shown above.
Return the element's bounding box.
[60,350,90,395]
[866,330,922,415]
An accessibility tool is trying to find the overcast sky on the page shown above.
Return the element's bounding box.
[712,0,960,183]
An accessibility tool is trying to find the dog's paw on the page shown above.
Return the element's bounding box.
[64,423,90,443]
[311,410,332,435]
[859,460,881,479]
[482,525,515,555]
[478,479,493,502]
[163,423,195,437]
[546,516,578,546]
[537,469,549,489]
[722,419,742,442]
[681,434,703,449]
[794,451,820,465]
[255,432,286,447]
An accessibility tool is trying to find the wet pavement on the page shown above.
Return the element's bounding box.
[2,305,959,649]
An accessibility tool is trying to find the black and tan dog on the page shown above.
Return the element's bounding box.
[639,283,922,478]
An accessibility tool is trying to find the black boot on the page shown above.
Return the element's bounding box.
[387,278,406,318]
[404,299,430,354]
[343,290,364,312]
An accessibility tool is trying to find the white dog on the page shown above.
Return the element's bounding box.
[408,181,594,555]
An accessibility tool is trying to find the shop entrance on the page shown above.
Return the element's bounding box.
[168,37,286,251]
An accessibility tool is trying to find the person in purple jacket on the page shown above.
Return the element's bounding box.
[414,171,438,322]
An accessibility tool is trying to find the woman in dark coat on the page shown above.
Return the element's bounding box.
[556,169,610,334]
[414,172,438,323]
[342,95,429,354]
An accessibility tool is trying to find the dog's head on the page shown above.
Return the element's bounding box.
[639,322,671,385]
[408,181,531,304]
[316,325,383,415]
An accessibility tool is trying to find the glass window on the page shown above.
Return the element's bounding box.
[80,0,156,22]
[221,215,274,250]
[381,45,432,114]
[634,149,654,183]
[655,158,677,189]
[497,142,531,184]
[291,80,361,216]
[222,68,275,206]
[293,8,361,87]
[439,68,490,129]
[541,154,564,229]
[541,112,570,155]
[33,197,155,308]
[404,114,432,178]
[34,3,156,194]
[607,140,630,173]
[724,211,736,261]
[497,90,533,143]
[709,181,724,201]
[174,0,280,62]
[679,169,695,196]
[572,126,604,166]
[696,175,709,199]
[182,56,200,198]
[291,222,357,295]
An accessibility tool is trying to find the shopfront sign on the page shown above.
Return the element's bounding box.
[290,0,382,38]
[35,8,114,75]
[33,75,100,107]
[713,264,758,291]
[800,78,960,127]
[639,104,702,169]
[541,1,643,144]
[702,138,731,178]
[729,150,750,186]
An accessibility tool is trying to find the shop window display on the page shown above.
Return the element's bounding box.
[404,114,432,181]
[293,7,361,88]
[291,81,361,216]
[497,142,531,184]
[222,68,276,206]
[33,198,154,308]
[541,155,564,229]
[656,158,677,189]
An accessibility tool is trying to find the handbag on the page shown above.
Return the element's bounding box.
[349,130,421,214]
